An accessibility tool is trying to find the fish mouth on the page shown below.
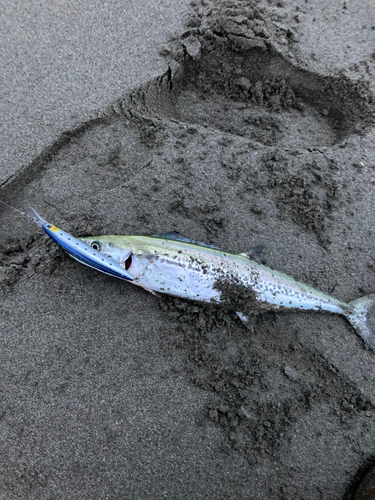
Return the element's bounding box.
[65,247,134,281]
[125,254,132,270]
[101,252,132,271]
[103,253,132,271]
[45,230,134,281]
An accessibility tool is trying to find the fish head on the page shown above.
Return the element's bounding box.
[80,235,167,279]
[80,235,135,271]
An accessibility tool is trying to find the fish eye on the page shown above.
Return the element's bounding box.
[91,241,101,251]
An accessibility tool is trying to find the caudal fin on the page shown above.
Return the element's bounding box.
[347,294,375,349]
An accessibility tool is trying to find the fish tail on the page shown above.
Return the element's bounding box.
[346,294,375,349]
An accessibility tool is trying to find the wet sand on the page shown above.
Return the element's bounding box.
[1,1,375,498]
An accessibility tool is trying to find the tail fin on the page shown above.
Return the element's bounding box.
[346,294,375,349]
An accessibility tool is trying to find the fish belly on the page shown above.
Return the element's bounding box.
[136,260,221,301]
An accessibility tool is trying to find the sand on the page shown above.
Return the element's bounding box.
[1,0,375,498]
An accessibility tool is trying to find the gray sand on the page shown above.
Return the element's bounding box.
[1,1,375,499]
[1,0,189,185]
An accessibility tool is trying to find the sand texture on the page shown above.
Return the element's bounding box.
[1,0,375,498]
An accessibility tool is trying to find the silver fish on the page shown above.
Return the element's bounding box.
[78,231,375,350]
[1,201,373,350]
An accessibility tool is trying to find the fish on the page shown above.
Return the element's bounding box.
[79,231,375,350]
[1,202,374,350]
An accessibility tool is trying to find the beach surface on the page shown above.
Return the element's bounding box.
[1,1,375,498]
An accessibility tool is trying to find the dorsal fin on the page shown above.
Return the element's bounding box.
[151,231,222,250]
[239,245,265,263]
[151,231,184,240]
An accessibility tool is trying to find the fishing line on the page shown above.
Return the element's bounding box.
[0,200,45,228]
[0,199,27,217]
